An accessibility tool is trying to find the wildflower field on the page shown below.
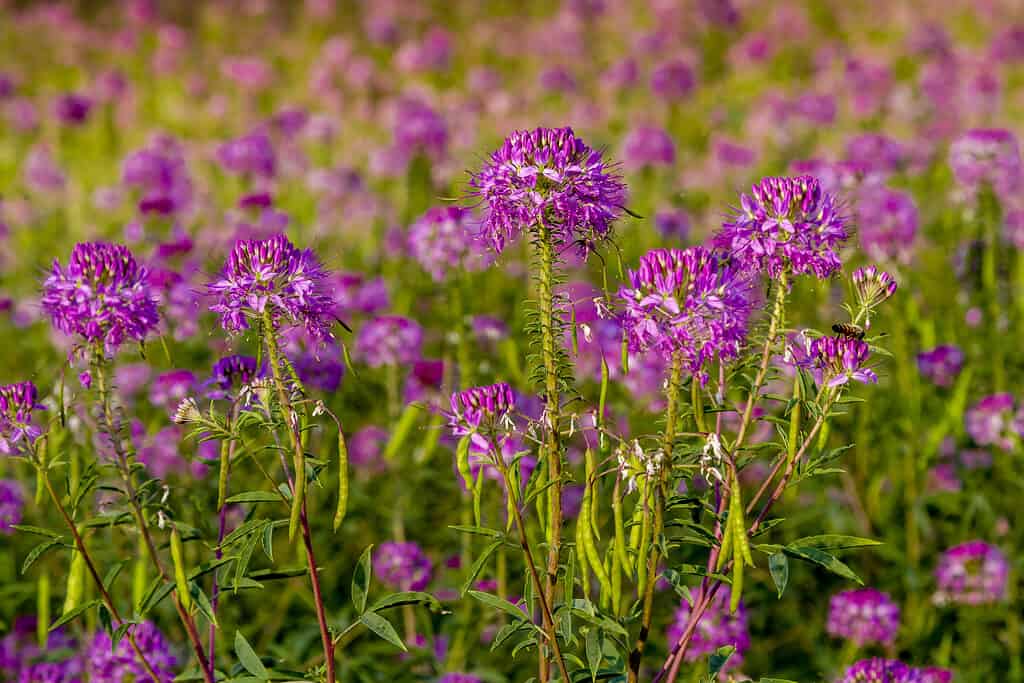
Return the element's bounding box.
[0,1,1022,681]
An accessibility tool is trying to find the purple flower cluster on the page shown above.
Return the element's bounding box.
[1,618,79,682]
[374,541,433,591]
[916,346,964,388]
[949,128,1021,201]
[216,129,276,179]
[852,265,898,312]
[208,234,334,340]
[468,127,626,255]
[448,383,516,451]
[408,207,486,281]
[41,242,160,353]
[808,336,878,388]
[617,247,754,383]
[121,136,193,216]
[650,59,696,101]
[838,658,921,682]
[355,315,423,368]
[714,175,849,279]
[0,382,46,456]
[666,591,749,672]
[827,588,900,646]
[856,188,918,265]
[393,97,448,162]
[621,125,676,170]
[86,621,177,683]
[205,355,259,399]
[965,393,1022,450]
[0,480,24,533]
[934,540,1009,605]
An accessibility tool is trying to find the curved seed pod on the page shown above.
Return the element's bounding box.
[170,526,192,612]
[612,479,631,578]
[63,549,85,615]
[580,461,611,598]
[333,428,350,532]
[455,435,473,491]
[575,506,591,600]
[37,574,49,649]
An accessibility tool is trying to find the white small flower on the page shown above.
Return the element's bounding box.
[172,397,201,425]
[580,322,593,344]
[700,433,726,483]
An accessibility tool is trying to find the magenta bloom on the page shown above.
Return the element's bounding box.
[393,96,448,162]
[916,346,964,388]
[121,136,193,216]
[355,316,423,367]
[618,247,754,384]
[53,92,92,125]
[205,355,259,400]
[934,540,1009,606]
[827,588,900,646]
[852,265,898,311]
[468,127,626,255]
[448,383,516,452]
[408,207,486,281]
[654,207,690,239]
[0,382,45,456]
[856,188,918,265]
[650,59,696,101]
[0,480,24,534]
[845,133,906,175]
[86,621,177,683]
[666,590,749,672]
[42,243,159,353]
[208,234,334,340]
[714,176,849,279]
[349,426,388,471]
[621,126,676,170]
[216,130,276,179]
[808,336,877,388]
[374,541,432,591]
[149,370,195,411]
[838,658,918,683]
[965,393,1021,450]
[949,128,1021,201]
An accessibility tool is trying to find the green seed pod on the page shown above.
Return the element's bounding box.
[333,429,350,532]
[63,549,85,615]
[170,526,192,612]
[455,436,473,491]
[37,573,50,649]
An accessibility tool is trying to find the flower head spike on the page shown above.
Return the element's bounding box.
[208,234,334,340]
[838,658,919,683]
[811,335,877,388]
[203,355,259,400]
[617,247,755,384]
[949,128,1021,202]
[408,206,488,281]
[355,316,423,367]
[827,588,901,646]
[86,621,177,682]
[934,540,1009,605]
[0,382,46,456]
[714,175,849,279]
[42,242,160,353]
[374,541,432,591]
[852,265,898,312]
[468,127,627,255]
[448,383,516,452]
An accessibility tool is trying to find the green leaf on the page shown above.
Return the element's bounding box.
[235,630,269,679]
[49,600,100,630]
[359,612,406,651]
[789,535,881,551]
[187,556,236,582]
[467,591,538,631]
[11,525,61,538]
[369,591,444,613]
[759,679,799,682]
[461,539,503,596]
[22,538,65,574]
[103,561,126,591]
[225,491,282,504]
[709,645,735,676]
[246,567,307,581]
[139,580,175,616]
[352,545,373,614]
[585,629,602,680]
[768,553,788,599]
[783,546,863,584]
[190,583,218,627]
[448,525,503,539]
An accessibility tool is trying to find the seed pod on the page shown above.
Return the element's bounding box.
[63,549,85,615]
[333,429,350,532]
[37,573,50,649]
[170,526,192,612]
[580,460,611,598]
[612,480,632,579]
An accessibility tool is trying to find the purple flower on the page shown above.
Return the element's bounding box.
[149,370,195,411]
[448,383,516,452]
[965,393,1021,450]
[934,540,1009,605]
[42,243,160,353]
[283,329,345,393]
[53,93,92,126]
[916,667,952,683]
[355,316,423,367]
[838,658,919,683]
[852,266,898,311]
[132,421,205,480]
[714,176,849,279]
[374,541,433,591]
[393,97,448,162]
[468,127,626,255]
[86,621,177,683]
[208,234,334,340]
[0,382,46,456]
[846,134,906,175]
[350,426,388,471]
[856,188,918,265]
[18,660,81,683]
[916,346,964,388]
[666,590,749,671]
[949,128,1021,202]
[539,65,577,93]
[0,480,24,533]
[809,335,878,388]
[1004,209,1024,249]
[216,130,276,179]
[827,588,900,646]
[650,59,696,101]
[24,145,66,192]
[621,126,676,170]
[408,207,486,281]
[617,247,755,384]
[205,355,259,399]
[122,137,193,216]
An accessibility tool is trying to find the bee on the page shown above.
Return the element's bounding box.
[831,322,866,340]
